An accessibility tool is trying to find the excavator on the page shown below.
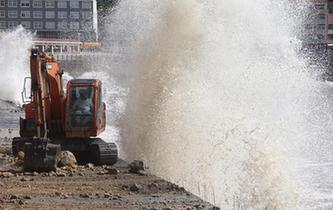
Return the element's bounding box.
[12,49,118,171]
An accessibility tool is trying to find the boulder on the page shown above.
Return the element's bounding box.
[128,160,145,173]
[58,151,77,168]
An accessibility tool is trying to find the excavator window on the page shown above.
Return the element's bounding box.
[68,86,94,128]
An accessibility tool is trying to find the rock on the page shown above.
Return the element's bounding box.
[129,183,142,192]
[58,151,77,168]
[107,168,119,175]
[23,195,32,200]
[56,172,66,177]
[97,171,107,175]
[32,172,38,176]
[20,177,31,182]
[103,193,112,198]
[62,194,70,199]
[49,171,56,177]
[9,194,19,200]
[18,200,25,205]
[1,172,14,178]
[86,163,94,169]
[17,151,24,160]
[78,172,84,176]
[128,160,145,173]
[79,193,90,198]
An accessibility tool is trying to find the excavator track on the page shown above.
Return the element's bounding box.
[89,138,118,165]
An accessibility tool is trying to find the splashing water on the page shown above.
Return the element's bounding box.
[0,27,32,103]
[92,0,333,209]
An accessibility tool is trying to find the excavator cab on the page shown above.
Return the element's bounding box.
[65,79,106,138]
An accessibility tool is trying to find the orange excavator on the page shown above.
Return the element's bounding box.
[12,49,118,171]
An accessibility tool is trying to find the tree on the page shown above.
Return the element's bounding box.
[97,0,119,15]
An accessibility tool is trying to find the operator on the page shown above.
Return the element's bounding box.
[72,89,92,114]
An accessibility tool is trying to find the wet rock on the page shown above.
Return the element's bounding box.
[130,183,142,192]
[128,160,144,174]
[58,151,77,168]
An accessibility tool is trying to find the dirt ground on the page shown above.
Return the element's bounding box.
[0,126,218,210]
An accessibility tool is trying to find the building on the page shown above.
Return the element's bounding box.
[303,0,328,44]
[0,0,98,41]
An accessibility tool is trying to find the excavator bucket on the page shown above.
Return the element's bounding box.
[14,138,61,172]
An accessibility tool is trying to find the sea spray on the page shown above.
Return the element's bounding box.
[0,27,32,103]
[96,0,320,208]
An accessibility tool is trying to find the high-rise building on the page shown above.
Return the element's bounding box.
[0,0,98,41]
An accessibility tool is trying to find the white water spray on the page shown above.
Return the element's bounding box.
[94,0,330,209]
[0,27,32,103]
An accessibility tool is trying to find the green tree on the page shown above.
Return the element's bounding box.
[97,0,119,15]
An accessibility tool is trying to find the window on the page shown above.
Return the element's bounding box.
[8,21,18,28]
[21,21,31,29]
[33,0,43,8]
[33,11,42,18]
[45,21,55,29]
[82,21,92,30]
[58,21,67,29]
[45,11,55,19]
[33,21,43,29]
[0,0,5,7]
[69,86,94,128]
[8,11,18,18]
[70,12,79,19]
[305,24,312,30]
[57,1,67,8]
[0,21,6,28]
[70,2,79,8]
[315,4,326,10]
[45,1,55,8]
[82,2,91,9]
[82,12,91,19]
[328,34,333,40]
[0,10,4,18]
[21,11,30,18]
[317,34,325,40]
[318,14,326,20]
[70,22,79,30]
[21,0,30,8]
[317,24,326,30]
[329,24,333,30]
[58,11,67,19]
[8,0,17,7]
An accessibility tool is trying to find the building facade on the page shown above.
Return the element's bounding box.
[0,0,98,41]
[303,0,328,44]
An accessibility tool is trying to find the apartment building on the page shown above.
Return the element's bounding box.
[303,0,328,44]
[0,0,98,41]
